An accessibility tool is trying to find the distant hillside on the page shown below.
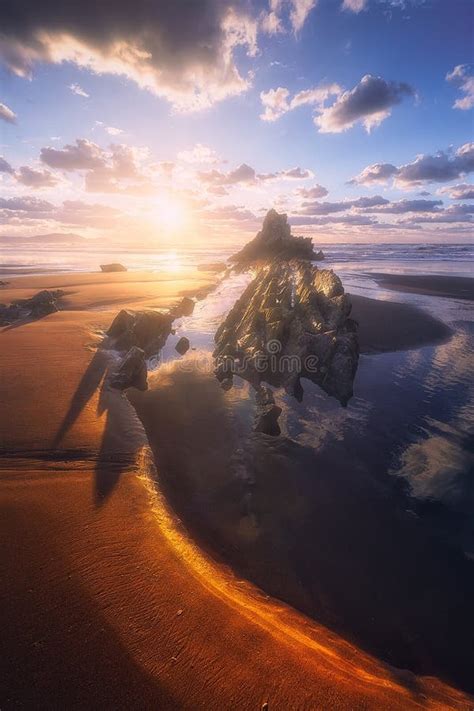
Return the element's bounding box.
[0,233,88,245]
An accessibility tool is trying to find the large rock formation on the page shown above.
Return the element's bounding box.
[214,260,359,433]
[229,209,323,267]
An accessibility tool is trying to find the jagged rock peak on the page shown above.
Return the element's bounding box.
[229,209,323,267]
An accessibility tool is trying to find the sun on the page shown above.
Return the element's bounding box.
[157,197,188,232]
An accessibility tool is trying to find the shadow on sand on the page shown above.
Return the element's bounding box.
[128,363,474,698]
[52,349,140,505]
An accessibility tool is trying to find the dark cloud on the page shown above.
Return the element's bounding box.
[0,1,258,110]
[0,196,54,212]
[316,74,415,133]
[295,185,328,199]
[199,163,256,186]
[348,162,398,185]
[0,157,14,174]
[350,142,474,187]
[41,139,105,170]
[290,214,377,226]
[15,165,59,188]
[299,195,389,215]
[362,198,443,214]
[440,183,474,200]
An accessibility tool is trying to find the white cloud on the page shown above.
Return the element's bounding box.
[0,101,17,123]
[342,0,368,12]
[104,126,123,136]
[69,83,89,98]
[260,83,341,121]
[261,0,317,35]
[446,64,474,111]
[178,144,220,164]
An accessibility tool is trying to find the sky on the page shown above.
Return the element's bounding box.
[0,0,473,247]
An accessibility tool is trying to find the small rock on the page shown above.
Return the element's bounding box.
[175,336,190,355]
[100,263,127,272]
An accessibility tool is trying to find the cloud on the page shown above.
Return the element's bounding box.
[261,0,317,35]
[105,126,123,136]
[199,162,313,186]
[316,74,415,132]
[15,166,59,188]
[298,195,389,214]
[348,162,398,185]
[0,196,121,228]
[0,1,260,111]
[41,139,105,170]
[290,214,376,226]
[295,184,329,199]
[439,183,474,200]
[363,198,443,213]
[446,65,474,110]
[69,83,89,98]
[178,144,219,164]
[260,83,341,121]
[258,166,314,181]
[199,162,256,185]
[199,203,257,222]
[0,157,14,174]
[342,0,368,12]
[289,0,318,32]
[350,142,474,187]
[84,143,150,193]
[0,196,54,212]
[0,101,16,123]
[39,138,152,193]
[260,87,290,121]
[400,205,474,224]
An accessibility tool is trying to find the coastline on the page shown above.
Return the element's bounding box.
[1,268,472,709]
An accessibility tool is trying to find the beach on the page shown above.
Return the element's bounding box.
[1,267,473,709]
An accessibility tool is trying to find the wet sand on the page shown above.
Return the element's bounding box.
[370,274,474,301]
[1,270,470,709]
[351,294,452,354]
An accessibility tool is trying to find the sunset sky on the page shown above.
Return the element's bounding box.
[0,0,473,246]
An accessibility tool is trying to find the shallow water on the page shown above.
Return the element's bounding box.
[130,263,474,689]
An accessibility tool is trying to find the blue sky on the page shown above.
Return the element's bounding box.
[0,0,473,245]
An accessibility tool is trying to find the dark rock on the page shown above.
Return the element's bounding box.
[213,259,359,433]
[171,297,195,318]
[220,377,234,391]
[197,262,227,273]
[175,336,190,355]
[229,209,323,267]
[106,309,173,356]
[110,346,148,391]
[254,386,282,436]
[0,280,9,287]
[100,263,127,272]
[0,288,64,323]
